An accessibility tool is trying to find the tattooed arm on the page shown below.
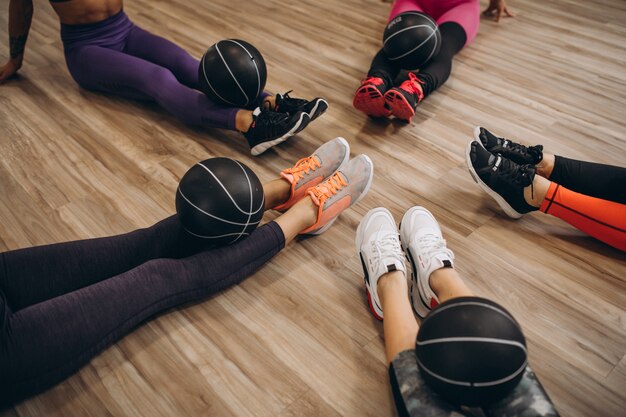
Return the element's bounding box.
[1,0,34,83]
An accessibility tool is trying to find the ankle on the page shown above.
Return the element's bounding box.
[536,153,555,178]
[236,110,254,132]
[523,175,550,208]
[429,268,472,302]
[264,179,292,210]
[293,195,319,231]
[377,270,408,297]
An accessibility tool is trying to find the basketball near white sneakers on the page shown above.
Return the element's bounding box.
[400,206,454,319]
[356,207,407,320]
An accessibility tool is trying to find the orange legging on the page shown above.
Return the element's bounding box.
[540,183,626,251]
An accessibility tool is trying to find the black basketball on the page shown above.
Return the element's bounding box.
[198,39,267,108]
[383,12,441,70]
[175,158,264,247]
[416,297,527,406]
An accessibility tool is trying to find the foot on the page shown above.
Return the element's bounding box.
[400,206,454,319]
[353,76,391,118]
[384,73,424,122]
[273,137,350,211]
[272,91,329,122]
[356,208,407,320]
[244,107,310,156]
[474,126,543,165]
[300,154,374,235]
[466,141,538,219]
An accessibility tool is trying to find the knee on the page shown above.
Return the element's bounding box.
[145,66,179,93]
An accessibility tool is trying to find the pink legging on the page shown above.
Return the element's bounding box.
[389,0,480,46]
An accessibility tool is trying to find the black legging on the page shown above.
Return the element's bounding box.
[368,22,467,96]
[550,156,626,204]
[0,216,285,406]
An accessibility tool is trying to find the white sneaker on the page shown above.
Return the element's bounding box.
[355,207,407,320]
[400,206,454,319]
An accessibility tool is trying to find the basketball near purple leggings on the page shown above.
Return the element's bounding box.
[416,296,527,406]
[176,158,265,247]
[383,12,441,70]
[198,39,267,108]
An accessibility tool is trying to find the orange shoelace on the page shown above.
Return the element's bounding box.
[284,156,321,183]
[309,172,347,204]
[399,73,424,101]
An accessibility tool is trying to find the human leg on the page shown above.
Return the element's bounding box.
[384,21,467,121]
[475,127,626,204]
[547,156,626,204]
[0,137,351,312]
[538,180,626,251]
[467,141,626,251]
[0,220,286,406]
[356,206,472,416]
[124,25,201,89]
[65,45,240,129]
[353,0,426,117]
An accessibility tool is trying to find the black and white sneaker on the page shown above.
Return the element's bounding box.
[474,126,544,166]
[244,107,310,156]
[466,141,538,219]
[273,91,329,122]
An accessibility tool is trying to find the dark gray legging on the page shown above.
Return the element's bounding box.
[0,216,285,406]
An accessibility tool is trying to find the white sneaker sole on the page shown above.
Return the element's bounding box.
[465,141,524,219]
[400,206,439,319]
[308,98,329,121]
[250,112,309,156]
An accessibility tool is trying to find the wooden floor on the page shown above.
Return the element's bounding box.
[1,0,625,416]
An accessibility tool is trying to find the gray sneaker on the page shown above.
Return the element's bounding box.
[300,154,374,235]
[273,137,350,211]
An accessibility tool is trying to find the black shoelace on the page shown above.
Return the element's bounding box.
[498,155,537,198]
[278,90,307,108]
[504,141,544,162]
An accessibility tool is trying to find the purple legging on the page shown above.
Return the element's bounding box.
[61,11,268,130]
[0,216,285,406]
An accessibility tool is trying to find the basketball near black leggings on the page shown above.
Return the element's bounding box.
[198,39,267,108]
[383,12,441,70]
[175,158,265,247]
[415,297,527,406]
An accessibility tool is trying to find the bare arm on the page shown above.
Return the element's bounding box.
[1,0,34,83]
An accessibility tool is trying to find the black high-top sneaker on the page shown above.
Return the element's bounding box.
[271,91,328,122]
[474,126,544,165]
[466,141,538,219]
[244,107,310,156]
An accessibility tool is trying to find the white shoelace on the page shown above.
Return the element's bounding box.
[415,234,453,260]
[370,235,405,266]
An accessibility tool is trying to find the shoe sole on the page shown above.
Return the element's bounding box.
[385,90,415,122]
[306,154,375,236]
[400,206,440,319]
[355,207,395,321]
[309,98,329,122]
[250,112,310,156]
[464,141,524,219]
[353,86,391,118]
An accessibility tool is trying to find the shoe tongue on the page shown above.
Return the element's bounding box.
[280,171,296,185]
